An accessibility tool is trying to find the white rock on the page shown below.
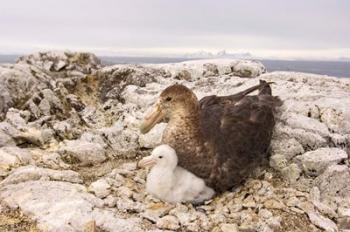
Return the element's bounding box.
[258,209,273,220]
[142,202,174,223]
[269,154,287,171]
[285,113,329,137]
[97,121,139,158]
[80,132,106,146]
[0,65,42,119]
[309,186,321,202]
[116,197,143,213]
[307,211,338,232]
[0,121,19,139]
[217,64,232,75]
[270,138,304,161]
[14,127,53,147]
[281,163,301,183]
[263,199,286,210]
[296,148,348,176]
[275,125,327,149]
[153,59,237,80]
[0,130,15,147]
[43,60,53,71]
[286,197,301,208]
[0,146,32,172]
[337,217,350,231]
[203,63,219,77]
[116,186,133,198]
[18,51,101,74]
[0,165,82,186]
[318,100,350,134]
[220,223,239,232]
[242,195,256,208]
[53,121,73,139]
[119,162,137,171]
[88,179,111,198]
[156,215,180,231]
[0,180,142,232]
[122,84,158,108]
[330,133,350,147]
[315,165,350,199]
[266,216,282,230]
[338,208,350,218]
[5,108,28,129]
[169,204,195,225]
[38,89,65,117]
[54,60,67,71]
[255,222,274,232]
[0,148,17,169]
[312,201,338,219]
[104,195,118,207]
[173,69,192,81]
[40,151,70,169]
[59,139,106,166]
[231,60,266,77]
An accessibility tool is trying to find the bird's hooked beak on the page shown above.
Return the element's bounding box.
[139,101,164,134]
[137,156,156,168]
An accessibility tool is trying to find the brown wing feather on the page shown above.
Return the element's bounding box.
[199,81,281,192]
[199,80,276,108]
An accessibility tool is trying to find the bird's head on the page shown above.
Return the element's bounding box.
[138,144,178,169]
[140,84,199,134]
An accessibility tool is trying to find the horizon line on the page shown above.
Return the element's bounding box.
[1,48,350,62]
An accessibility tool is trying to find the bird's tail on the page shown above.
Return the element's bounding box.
[234,80,274,97]
[215,80,282,107]
[258,80,273,95]
[258,80,283,108]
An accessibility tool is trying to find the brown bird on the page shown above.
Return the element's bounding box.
[140,80,282,193]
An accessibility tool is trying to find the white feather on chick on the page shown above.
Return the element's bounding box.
[138,144,215,204]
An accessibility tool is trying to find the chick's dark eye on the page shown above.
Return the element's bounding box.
[165,97,172,102]
[159,156,163,159]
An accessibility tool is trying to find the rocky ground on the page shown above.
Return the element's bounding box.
[0,51,349,232]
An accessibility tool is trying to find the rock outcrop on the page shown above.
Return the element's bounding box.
[0,51,349,231]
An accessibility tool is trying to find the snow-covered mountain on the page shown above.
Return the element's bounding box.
[183,50,253,59]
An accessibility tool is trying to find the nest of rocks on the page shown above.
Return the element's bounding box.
[0,52,349,232]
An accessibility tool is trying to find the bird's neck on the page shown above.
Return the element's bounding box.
[154,162,177,171]
[163,110,204,147]
[147,165,175,196]
[171,114,200,126]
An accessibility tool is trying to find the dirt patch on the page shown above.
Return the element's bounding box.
[0,207,39,232]
[276,211,320,232]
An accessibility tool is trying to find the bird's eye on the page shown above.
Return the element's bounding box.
[159,156,163,159]
[165,97,172,102]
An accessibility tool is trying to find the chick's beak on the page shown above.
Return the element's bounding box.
[137,156,156,168]
[139,102,164,134]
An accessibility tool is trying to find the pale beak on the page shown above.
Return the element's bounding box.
[138,156,156,168]
[139,102,164,134]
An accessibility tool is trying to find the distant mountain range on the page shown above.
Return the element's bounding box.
[183,50,253,59]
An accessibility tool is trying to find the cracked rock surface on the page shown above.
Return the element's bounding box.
[0,51,349,232]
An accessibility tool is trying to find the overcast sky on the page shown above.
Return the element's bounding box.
[0,0,349,59]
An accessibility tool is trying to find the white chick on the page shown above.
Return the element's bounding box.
[138,144,215,204]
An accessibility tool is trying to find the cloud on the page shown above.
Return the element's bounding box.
[0,0,349,59]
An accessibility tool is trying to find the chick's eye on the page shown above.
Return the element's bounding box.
[159,156,163,159]
[165,97,172,102]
